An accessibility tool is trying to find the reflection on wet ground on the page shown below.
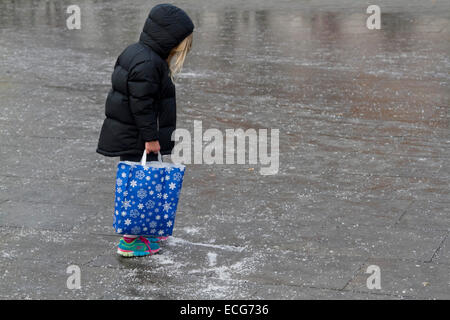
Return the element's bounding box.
[0,0,449,299]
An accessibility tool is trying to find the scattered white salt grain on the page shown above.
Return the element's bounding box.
[183,226,201,235]
[169,237,245,252]
[207,252,217,267]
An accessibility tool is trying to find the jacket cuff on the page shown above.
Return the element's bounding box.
[141,130,159,142]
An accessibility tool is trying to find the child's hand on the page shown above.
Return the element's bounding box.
[145,141,161,154]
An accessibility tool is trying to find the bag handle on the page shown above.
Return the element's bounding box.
[141,150,162,166]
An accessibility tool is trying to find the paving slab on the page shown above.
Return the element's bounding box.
[345,258,450,299]
[0,201,95,231]
[0,226,114,265]
[397,200,450,232]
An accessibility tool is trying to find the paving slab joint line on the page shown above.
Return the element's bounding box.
[10,133,91,142]
[342,288,416,299]
[274,282,415,299]
[340,257,371,291]
[5,199,108,210]
[345,170,450,180]
[394,199,416,226]
[81,246,118,267]
[425,232,449,263]
[0,224,71,233]
[294,271,415,299]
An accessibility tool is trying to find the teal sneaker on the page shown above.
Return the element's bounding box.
[146,236,169,243]
[117,236,161,257]
[145,237,161,243]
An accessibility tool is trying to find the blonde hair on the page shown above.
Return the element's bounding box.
[167,33,193,82]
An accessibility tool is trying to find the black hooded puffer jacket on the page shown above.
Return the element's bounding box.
[96,4,194,157]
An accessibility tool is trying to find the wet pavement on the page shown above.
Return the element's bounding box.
[0,0,449,299]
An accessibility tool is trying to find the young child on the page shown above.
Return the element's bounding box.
[96,4,194,257]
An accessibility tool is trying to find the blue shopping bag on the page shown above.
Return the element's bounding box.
[113,151,185,236]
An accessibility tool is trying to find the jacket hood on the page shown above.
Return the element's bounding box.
[139,3,194,60]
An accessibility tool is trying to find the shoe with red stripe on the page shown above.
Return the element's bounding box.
[156,236,169,242]
[117,236,161,257]
[145,236,169,243]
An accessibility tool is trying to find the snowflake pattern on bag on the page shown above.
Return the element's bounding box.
[113,162,185,236]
